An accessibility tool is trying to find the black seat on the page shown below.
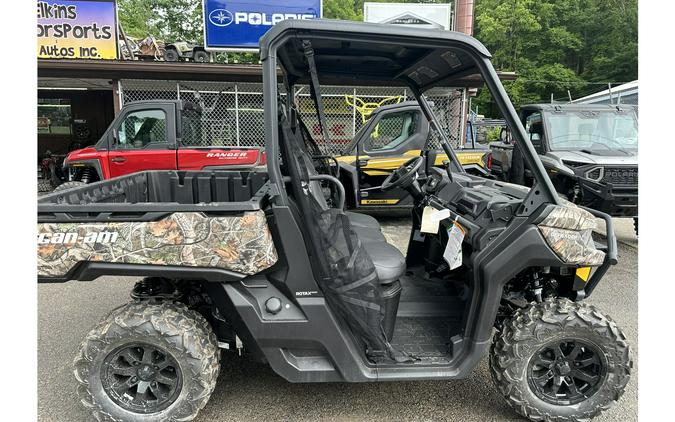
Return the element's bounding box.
[361,240,406,285]
[345,211,380,229]
[291,135,402,279]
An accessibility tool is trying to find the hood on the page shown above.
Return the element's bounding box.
[550,150,638,166]
[65,147,100,162]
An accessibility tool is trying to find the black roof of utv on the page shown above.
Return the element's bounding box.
[260,19,492,90]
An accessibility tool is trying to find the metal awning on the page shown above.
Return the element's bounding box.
[38,58,515,88]
[38,59,270,83]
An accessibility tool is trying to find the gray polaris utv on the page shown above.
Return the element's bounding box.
[37,20,631,422]
[490,103,638,233]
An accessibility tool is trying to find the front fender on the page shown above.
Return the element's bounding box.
[64,158,105,180]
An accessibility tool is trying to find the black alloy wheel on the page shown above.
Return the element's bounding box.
[101,343,182,414]
[490,298,631,422]
[527,339,605,406]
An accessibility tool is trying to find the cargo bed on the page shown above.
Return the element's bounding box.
[38,170,276,283]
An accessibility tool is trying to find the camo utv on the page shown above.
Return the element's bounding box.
[38,20,631,422]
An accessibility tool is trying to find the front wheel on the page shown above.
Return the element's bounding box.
[490,298,631,422]
[74,302,220,421]
[193,50,209,62]
[164,48,179,62]
[53,180,86,193]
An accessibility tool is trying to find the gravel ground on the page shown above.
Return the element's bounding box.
[38,217,638,422]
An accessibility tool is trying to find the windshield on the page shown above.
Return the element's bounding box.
[544,110,638,151]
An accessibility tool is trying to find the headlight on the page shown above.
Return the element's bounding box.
[561,160,587,169]
[537,202,605,266]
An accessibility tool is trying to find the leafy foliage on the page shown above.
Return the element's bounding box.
[116,0,637,110]
[118,0,202,42]
[474,0,637,115]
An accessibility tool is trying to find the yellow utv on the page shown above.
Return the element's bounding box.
[336,101,492,209]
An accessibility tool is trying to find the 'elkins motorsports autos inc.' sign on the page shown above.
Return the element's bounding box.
[37,0,119,59]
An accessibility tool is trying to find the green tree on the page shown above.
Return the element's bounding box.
[324,0,362,20]
[473,0,637,116]
[118,0,202,42]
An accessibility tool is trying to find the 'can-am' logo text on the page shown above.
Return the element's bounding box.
[38,231,119,245]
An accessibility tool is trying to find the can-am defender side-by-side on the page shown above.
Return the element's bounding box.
[37,20,631,422]
[490,103,638,234]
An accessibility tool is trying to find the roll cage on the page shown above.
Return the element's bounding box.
[260,19,561,211]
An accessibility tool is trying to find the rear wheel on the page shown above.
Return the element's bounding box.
[53,181,86,193]
[489,298,631,422]
[74,302,220,421]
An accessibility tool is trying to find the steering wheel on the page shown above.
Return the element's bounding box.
[381,156,424,191]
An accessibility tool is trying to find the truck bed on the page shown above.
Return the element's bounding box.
[38,170,276,282]
[39,170,270,220]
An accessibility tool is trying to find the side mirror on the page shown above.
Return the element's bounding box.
[500,127,511,144]
[528,124,543,142]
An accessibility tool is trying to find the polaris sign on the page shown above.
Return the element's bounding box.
[203,0,322,51]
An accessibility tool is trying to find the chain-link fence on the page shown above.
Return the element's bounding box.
[120,79,466,155]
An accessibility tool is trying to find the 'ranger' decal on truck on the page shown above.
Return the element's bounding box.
[206,152,253,159]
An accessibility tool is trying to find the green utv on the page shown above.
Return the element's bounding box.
[37,20,631,422]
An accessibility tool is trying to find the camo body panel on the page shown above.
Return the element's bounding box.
[37,211,277,277]
[537,202,605,266]
[539,199,597,231]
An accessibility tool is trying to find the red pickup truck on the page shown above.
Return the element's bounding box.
[57,100,265,190]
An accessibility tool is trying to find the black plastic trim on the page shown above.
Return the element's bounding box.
[37,262,246,283]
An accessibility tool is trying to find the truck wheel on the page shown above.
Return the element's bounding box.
[73,302,220,422]
[37,178,53,192]
[633,217,638,236]
[193,50,209,62]
[489,298,631,422]
[53,181,86,193]
[164,48,179,62]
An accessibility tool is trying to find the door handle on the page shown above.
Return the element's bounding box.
[111,157,127,163]
[357,159,369,167]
